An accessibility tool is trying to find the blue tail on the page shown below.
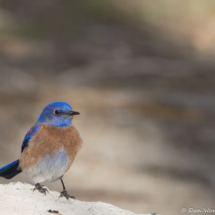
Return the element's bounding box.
[0,160,22,179]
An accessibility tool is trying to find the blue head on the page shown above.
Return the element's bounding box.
[37,102,80,128]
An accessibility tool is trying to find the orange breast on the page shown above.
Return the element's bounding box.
[19,124,83,171]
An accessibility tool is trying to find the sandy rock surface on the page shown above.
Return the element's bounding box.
[0,182,150,215]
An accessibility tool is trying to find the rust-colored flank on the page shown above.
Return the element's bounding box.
[19,124,82,171]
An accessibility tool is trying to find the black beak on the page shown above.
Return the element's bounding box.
[69,111,80,116]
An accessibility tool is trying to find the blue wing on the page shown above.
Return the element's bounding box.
[0,123,41,179]
[21,123,42,152]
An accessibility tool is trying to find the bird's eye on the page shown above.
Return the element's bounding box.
[54,110,60,115]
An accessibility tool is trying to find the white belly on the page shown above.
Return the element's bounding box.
[24,150,69,184]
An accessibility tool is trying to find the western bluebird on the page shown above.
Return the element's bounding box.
[0,102,82,199]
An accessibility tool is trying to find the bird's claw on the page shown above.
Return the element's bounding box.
[59,190,75,199]
[33,183,49,195]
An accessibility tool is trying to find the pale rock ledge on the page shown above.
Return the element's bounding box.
[0,182,155,215]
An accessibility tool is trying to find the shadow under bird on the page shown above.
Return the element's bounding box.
[0,102,82,199]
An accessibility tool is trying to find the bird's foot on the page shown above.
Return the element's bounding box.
[33,183,49,195]
[59,190,75,199]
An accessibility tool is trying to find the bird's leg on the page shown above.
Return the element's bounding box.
[33,183,49,195]
[59,178,75,199]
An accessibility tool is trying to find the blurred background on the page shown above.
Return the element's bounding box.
[0,0,214,215]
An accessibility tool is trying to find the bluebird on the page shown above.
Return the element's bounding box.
[0,102,82,199]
